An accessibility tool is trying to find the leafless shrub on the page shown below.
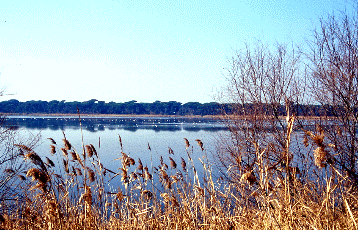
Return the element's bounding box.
[309,9,358,184]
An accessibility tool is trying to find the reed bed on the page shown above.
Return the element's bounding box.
[0,114,357,229]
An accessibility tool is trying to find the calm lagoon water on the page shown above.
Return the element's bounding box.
[6,116,229,189]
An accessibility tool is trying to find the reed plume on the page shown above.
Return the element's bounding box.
[169,157,177,169]
[75,168,83,176]
[46,157,55,167]
[61,148,68,157]
[195,139,204,151]
[63,159,69,173]
[86,167,95,183]
[47,138,56,145]
[70,150,78,161]
[50,145,56,154]
[183,138,190,149]
[180,157,187,172]
[137,158,143,171]
[85,145,94,158]
[14,144,32,152]
[144,166,152,181]
[63,139,72,150]
[23,150,47,172]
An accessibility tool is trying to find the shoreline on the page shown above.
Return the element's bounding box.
[2,113,224,119]
[2,113,330,121]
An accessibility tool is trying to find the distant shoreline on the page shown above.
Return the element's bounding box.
[2,113,328,121]
[2,113,224,119]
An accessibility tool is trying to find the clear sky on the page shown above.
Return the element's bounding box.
[0,0,352,103]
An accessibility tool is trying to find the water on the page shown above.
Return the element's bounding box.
[5,116,229,190]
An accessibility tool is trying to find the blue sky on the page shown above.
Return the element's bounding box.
[0,0,352,103]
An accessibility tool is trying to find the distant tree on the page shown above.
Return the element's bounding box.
[180,102,203,115]
[202,102,221,115]
[48,100,60,113]
[0,99,20,113]
[166,101,182,115]
[81,99,98,113]
[149,100,163,115]
[123,100,138,114]
[96,101,107,114]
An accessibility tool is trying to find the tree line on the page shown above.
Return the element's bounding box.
[0,99,223,116]
[0,98,335,116]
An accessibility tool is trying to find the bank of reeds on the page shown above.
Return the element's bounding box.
[0,115,357,229]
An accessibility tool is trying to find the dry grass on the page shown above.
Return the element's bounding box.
[0,116,357,229]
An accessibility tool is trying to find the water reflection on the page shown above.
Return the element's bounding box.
[5,116,228,132]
